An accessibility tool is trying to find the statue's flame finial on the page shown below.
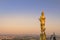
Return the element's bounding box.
[41,10,44,16]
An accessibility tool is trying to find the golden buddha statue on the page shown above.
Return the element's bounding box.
[39,11,46,40]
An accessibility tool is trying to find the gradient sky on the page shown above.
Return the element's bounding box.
[0,0,60,35]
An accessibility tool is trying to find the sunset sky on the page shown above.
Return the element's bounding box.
[0,0,60,35]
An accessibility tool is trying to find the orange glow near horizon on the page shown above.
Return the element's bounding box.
[0,16,40,34]
[0,15,60,35]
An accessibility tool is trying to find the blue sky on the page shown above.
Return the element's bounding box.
[0,0,60,35]
[0,0,60,17]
